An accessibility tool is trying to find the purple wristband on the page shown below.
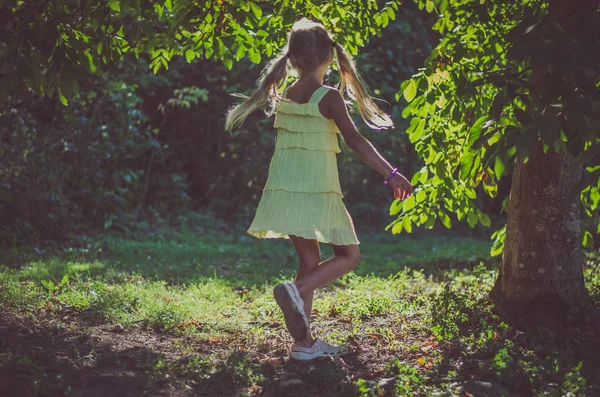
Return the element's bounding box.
[384,167,398,184]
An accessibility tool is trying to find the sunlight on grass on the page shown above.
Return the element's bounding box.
[1,228,598,396]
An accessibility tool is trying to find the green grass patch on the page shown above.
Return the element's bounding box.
[1,223,599,396]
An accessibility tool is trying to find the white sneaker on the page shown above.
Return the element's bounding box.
[273,282,310,341]
[290,338,350,361]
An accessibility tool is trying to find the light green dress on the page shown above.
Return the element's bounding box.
[247,86,359,245]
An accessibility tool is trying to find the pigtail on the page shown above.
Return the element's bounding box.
[334,44,393,130]
[225,53,289,132]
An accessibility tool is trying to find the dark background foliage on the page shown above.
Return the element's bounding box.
[0,3,448,247]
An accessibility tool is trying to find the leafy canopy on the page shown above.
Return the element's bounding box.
[0,0,402,104]
[389,0,600,254]
[2,0,598,252]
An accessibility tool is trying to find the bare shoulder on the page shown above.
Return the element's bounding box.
[320,86,346,118]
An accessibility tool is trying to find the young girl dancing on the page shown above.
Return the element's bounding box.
[225,18,413,361]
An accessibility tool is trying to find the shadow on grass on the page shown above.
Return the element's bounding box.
[0,309,364,397]
[1,233,496,288]
[427,291,600,397]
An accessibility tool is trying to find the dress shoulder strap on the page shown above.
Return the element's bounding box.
[308,86,331,104]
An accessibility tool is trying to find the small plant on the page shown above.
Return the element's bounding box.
[40,275,69,296]
[429,284,470,340]
[562,362,586,396]
[355,378,380,397]
[387,358,429,396]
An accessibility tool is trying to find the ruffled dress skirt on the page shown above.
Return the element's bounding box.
[247,86,359,245]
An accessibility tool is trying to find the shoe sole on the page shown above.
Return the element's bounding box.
[290,348,349,361]
[273,283,308,341]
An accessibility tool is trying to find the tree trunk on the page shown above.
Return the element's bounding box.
[490,143,587,314]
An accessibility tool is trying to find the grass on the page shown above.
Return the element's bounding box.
[0,217,599,396]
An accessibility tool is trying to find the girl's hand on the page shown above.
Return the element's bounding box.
[389,172,413,200]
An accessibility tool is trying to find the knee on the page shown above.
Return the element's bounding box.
[297,255,321,279]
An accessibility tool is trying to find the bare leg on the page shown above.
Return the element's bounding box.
[291,241,360,347]
[289,235,321,334]
[294,243,360,298]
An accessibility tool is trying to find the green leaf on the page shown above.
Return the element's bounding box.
[403,217,413,233]
[424,214,436,229]
[235,45,246,61]
[406,117,420,134]
[185,49,195,62]
[409,119,426,143]
[582,231,594,248]
[403,79,417,102]
[164,0,172,11]
[402,195,416,212]
[467,209,478,228]
[84,51,96,72]
[390,199,403,216]
[248,48,261,64]
[425,0,434,13]
[439,211,452,229]
[460,150,476,180]
[478,212,491,227]
[416,190,426,202]
[491,240,504,256]
[392,221,403,234]
[410,171,422,185]
[440,0,449,13]
[249,1,263,19]
[468,116,487,148]
[108,0,120,12]
[57,85,68,106]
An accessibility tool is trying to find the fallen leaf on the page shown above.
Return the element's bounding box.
[263,356,284,367]
[20,281,29,285]
[347,336,366,352]
[267,321,281,328]
[328,305,339,318]
[416,357,425,366]
[425,362,433,370]
[377,387,386,396]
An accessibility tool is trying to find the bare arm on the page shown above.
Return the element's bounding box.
[327,90,413,199]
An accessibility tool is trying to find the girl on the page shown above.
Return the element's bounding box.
[225,18,413,360]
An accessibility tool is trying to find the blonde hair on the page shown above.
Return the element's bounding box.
[225,18,393,131]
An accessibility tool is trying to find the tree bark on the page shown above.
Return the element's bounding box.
[490,143,587,314]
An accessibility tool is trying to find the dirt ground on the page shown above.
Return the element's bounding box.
[0,309,410,397]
